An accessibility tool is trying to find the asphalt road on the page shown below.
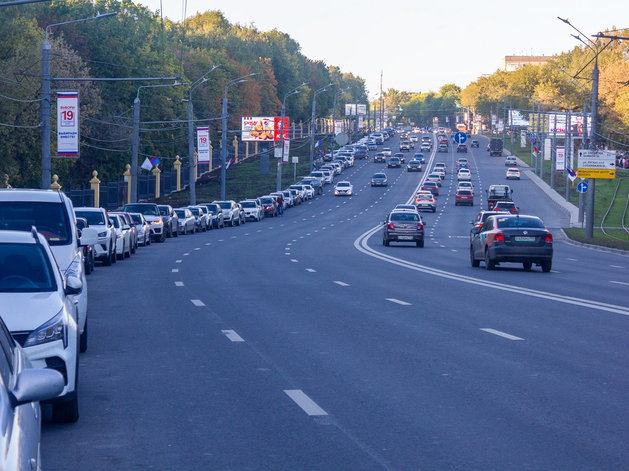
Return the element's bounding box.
[42,132,629,470]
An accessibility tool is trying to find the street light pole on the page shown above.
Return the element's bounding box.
[220,73,257,200]
[187,65,221,205]
[41,12,116,189]
[131,82,185,203]
[277,82,308,191]
[330,88,349,158]
[310,83,333,171]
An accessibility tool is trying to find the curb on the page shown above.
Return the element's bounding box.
[559,229,629,256]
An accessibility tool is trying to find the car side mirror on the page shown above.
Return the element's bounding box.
[471,227,480,235]
[78,227,98,247]
[511,189,514,194]
[65,275,83,295]
[123,224,130,230]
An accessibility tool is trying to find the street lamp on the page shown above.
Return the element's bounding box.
[187,64,221,205]
[220,73,258,200]
[277,82,308,191]
[41,12,116,189]
[330,87,349,157]
[309,83,334,171]
[131,81,186,203]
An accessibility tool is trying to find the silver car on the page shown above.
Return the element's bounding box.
[175,208,196,234]
[129,212,151,246]
[212,200,243,226]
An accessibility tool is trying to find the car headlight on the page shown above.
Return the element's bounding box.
[97,231,107,238]
[24,309,68,349]
[151,219,162,225]
[65,253,82,279]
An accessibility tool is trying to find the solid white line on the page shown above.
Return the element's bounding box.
[386,298,411,306]
[306,268,316,273]
[610,281,629,286]
[191,299,205,307]
[171,269,179,273]
[221,330,244,342]
[284,390,328,416]
[334,281,350,286]
[610,265,624,269]
[175,282,184,287]
[480,328,524,340]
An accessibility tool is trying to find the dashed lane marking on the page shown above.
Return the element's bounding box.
[480,328,524,341]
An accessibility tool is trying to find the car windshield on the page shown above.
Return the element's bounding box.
[260,198,274,204]
[217,203,232,210]
[337,182,350,187]
[0,202,71,246]
[130,214,143,224]
[240,201,256,208]
[458,191,472,196]
[496,217,545,228]
[123,204,159,216]
[188,208,200,216]
[109,216,120,228]
[75,210,106,226]
[205,205,218,212]
[373,174,385,178]
[175,210,186,218]
[158,205,171,215]
[391,213,419,222]
[0,243,57,293]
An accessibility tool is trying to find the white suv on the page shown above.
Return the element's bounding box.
[0,228,85,422]
[0,189,97,355]
[75,207,116,266]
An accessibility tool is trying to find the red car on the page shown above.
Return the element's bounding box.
[259,196,278,217]
[455,189,474,206]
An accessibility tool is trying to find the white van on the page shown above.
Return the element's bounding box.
[0,189,97,353]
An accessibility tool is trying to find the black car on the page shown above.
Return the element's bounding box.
[371,173,388,186]
[470,140,480,148]
[457,144,468,153]
[407,160,422,172]
[470,214,553,272]
[387,157,401,168]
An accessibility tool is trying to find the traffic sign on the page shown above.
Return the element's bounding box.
[335,133,349,146]
[454,132,467,144]
[423,126,430,131]
[577,168,616,179]
[530,137,536,144]
[577,181,589,193]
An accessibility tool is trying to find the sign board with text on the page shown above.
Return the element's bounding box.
[57,91,80,157]
[345,104,367,116]
[196,127,210,163]
[577,149,615,179]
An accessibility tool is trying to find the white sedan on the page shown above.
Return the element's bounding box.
[457,169,472,181]
[175,208,196,234]
[334,181,354,196]
[506,168,521,180]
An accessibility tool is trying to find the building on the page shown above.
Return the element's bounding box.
[502,55,550,72]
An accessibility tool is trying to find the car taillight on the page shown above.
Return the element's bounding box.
[418,223,424,230]
[545,233,553,243]
[494,231,505,243]
[387,223,395,230]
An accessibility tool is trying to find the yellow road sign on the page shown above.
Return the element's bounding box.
[577,168,616,179]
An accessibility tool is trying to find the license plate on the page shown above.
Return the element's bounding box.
[398,236,413,240]
[514,236,535,242]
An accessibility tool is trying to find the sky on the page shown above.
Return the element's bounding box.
[140,0,628,99]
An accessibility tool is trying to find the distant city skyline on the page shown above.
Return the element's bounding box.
[141,0,627,99]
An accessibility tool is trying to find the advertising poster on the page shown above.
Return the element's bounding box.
[556,147,565,171]
[57,91,80,157]
[241,117,289,141]
[335,120,343,135]
[196,127,210,163]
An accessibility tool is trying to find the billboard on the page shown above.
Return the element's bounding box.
[345,104,367,116]
[241,117,289,141]
[57,91,80,157]
[547,114,591,137]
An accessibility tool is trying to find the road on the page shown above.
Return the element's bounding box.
[42,132,629,470]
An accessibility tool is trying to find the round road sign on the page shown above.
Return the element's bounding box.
[577,181,589,193]
[335,133,349,146]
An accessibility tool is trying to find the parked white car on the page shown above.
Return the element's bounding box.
[175,208,196,234]
[75,206,117,266]
[0,229,82,422]
[239,200,264,221]
[109,214,132,259]
[129,212,151,245]
[0,189,97,354]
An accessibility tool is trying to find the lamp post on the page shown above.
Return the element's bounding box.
[330,87,349,157]
[277,82,308,192]
[310,83,334,171]
[220,73,257,200]
[187,64,221,205]
[131,81,186,203]
[41,12,116,189]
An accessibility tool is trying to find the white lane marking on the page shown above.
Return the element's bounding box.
[285,253,291,255]
[354,225,629,317]
[291,259,298,263]
[480,328,524,341]
[284,390,328,416]
[451,249,458,252]
[386,298,411,306]
[183,253,190,256]
[610,281,629,286]
[567,258,578,261]
[191,299,205,307]
[175,281,184,287]
[222,330,244,342]
[171,269,179,273]
[194,248,201,251]
[306,268,316,273]
[176,260,182,263]
[610,265,624,269]
[206,243,211,245]
[334,281,350,286]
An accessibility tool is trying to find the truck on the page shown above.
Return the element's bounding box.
[486,184,513,210]
[488,138,504,156]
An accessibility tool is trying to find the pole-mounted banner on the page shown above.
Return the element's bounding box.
[57,91,79,157]
[197,127,210,163]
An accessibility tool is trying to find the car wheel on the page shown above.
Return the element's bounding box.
[111,247,117,263]
[166,228,172,238]
[318,187,323,195]
[484,249,495,270]
[52,340,79,423]
[131,241,136,254]
[80,317,88,353]
[523,262,533,271]
[384,237,390,247]
[103,246,112,266]
[470,246,480,267]
[541,261,552,273]
[174,225,179,237]
[124,242,131,258]
[117,244,124,260]
[417,239,424,248]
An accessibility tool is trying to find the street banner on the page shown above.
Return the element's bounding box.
[345,104,367,116]
[544,138,552,161]
[556,147,565,171]
[283,139,290,163]
[196,127,210,163]
[57,91,79,157]
[358,116,364,129]
[520,131,527,148]
[335,120,343,135]
[241,117,289,141]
